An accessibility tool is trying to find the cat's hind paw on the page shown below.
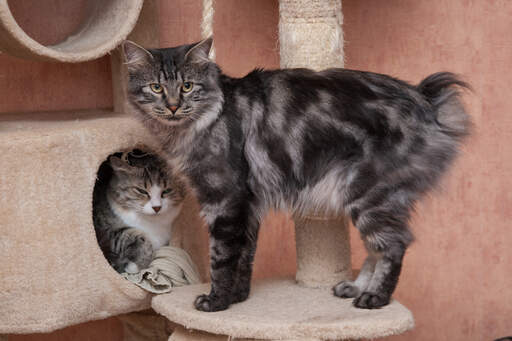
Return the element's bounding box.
[332,281,360,298]
[353,291,390,309]
[194,294,230,312]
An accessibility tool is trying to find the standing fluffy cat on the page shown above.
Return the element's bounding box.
[93,150,185,274]
[122,38,470,311]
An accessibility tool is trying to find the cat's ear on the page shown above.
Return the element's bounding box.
[109,155,134,174]
[184,37,213,64]
[122,40,153,70]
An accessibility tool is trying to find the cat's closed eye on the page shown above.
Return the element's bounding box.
[182,82,193,93]
[150,83,163,93]
[133,187,149,196]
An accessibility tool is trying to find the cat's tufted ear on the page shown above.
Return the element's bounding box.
[184,37,213,64]
[122,40,153,70]
[109,155,135,174]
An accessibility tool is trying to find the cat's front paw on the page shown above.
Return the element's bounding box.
[353,291,390,309]
[333,281,360,298]
[131,234,153,269]
[124,261,140,274]
[194,294,230,312]
[231,289,250,304]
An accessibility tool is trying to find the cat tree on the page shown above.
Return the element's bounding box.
[0,0,206,335]
[152,1,414,341]
[0,0,414,339]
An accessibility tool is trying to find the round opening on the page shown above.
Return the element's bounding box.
[92,147,187,277]
[8,0,92,47]
[0,0,144,62]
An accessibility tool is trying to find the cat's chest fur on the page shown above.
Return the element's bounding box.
[112,202,181,249]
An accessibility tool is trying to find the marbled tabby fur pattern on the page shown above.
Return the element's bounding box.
[123,39,470,311]
[93,150,186,273]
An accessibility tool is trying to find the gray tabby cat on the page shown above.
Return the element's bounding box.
[122,38,470,311]
[93,150,186,274]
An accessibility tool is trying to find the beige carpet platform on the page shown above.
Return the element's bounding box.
[153,279,414,341]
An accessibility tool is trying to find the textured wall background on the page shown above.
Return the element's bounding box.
[343,1,512,340]
[5,0,511,340]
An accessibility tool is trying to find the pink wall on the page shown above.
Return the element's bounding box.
[344,1,512,340]
[0,1,113,114]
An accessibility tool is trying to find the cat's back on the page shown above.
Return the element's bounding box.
[265,67,419,100]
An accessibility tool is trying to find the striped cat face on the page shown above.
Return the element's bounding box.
[108,153,185,216]
[123,38,223,128]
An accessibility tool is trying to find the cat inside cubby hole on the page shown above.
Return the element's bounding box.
[92,147,186,275]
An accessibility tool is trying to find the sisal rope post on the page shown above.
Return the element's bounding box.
[279,0,351,288]
[201,0,215,60]
[279,0,344,70]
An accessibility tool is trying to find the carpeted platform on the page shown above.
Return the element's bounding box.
[153,278,414,340]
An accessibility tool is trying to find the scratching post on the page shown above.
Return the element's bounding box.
[279,0,344,69]
[201,0,215,60]
[281,0,351,290]
[294,215,352,288]
[152,2,414,341]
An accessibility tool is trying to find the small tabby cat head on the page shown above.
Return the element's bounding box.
[122,38,223,128]
[108,151,185,215]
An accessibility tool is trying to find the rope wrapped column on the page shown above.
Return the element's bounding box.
[201,0,215,60]
[279,0,344,70]
[279,0,351,288]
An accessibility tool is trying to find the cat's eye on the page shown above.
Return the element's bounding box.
[133,187,149,196]
[161,188,172,197]
[182,82,193,93]
[150,83,163,93]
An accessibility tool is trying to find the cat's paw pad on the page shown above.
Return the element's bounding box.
[194,294,229,312]
[353,292,390,309]
[333,281,360,298]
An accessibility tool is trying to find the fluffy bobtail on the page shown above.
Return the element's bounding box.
[417,72,472,139]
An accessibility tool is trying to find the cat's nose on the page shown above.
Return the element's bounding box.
[152,206,161,213]
[169,105,178,113]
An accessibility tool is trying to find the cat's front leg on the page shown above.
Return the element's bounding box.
[232,203,260,304]
[194,200,258,312]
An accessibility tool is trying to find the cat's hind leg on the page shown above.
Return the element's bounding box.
[333,254,376,298]
[351,207,413,309]
[342,181,415,308]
